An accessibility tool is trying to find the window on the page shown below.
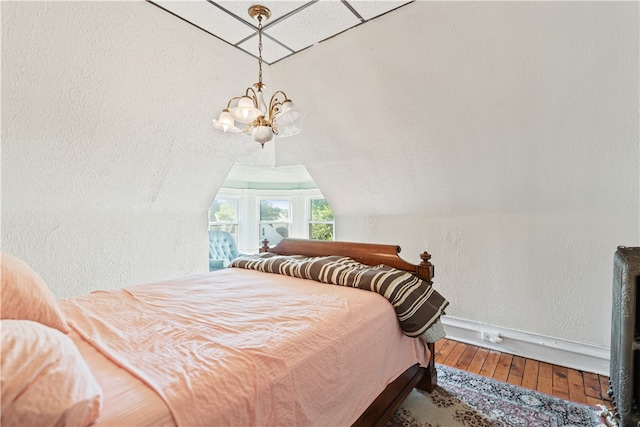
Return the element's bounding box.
[209,188,336,252]
[209,198,239,243]
[308,199,334,241]
[258,199,290,246]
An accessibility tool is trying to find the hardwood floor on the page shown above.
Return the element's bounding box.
[435,338,613,409]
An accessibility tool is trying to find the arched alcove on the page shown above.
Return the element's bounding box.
[208,164,335,255]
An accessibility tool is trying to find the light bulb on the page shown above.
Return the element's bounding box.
[213,110,241,133]
[230,96,261,124]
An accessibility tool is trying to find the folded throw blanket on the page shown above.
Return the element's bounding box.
[230,253,448,338]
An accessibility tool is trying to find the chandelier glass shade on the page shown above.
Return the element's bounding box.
[213,5,302,147]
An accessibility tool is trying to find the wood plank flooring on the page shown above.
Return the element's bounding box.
[435,339,613,409]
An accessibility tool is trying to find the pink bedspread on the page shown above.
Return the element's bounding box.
[61,268,430,426]
[67,328,174,427]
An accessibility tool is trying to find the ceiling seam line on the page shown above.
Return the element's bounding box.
[341,1,365,22]
[205,0,256,31]
[146,1,240,51]
[235,31,295,58]
[263,33,296,54]
[261,0,319,31]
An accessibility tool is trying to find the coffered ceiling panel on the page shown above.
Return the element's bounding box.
[149,0,413,64]
[153,0,254,44]
[263,1,361,52]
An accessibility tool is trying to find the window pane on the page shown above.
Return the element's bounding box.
[210,224,239,243]
[310,199,334,221]
[260,200,289,221]
[210,223,237,234]
[210,199,238,222]
[309,223,334,241]
[259,223,289,245]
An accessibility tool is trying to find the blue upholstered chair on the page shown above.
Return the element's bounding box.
[208,231,240,271]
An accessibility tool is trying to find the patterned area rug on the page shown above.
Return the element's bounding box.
[387,364,608,427]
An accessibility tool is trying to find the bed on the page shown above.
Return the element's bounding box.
[0,238,448,427]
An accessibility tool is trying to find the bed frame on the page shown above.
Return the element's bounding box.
[259,238,438,427]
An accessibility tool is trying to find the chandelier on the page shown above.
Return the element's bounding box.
[213,5,302,148]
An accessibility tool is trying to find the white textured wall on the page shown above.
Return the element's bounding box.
[2,1,638,353]
[1,1,274,297]
[272,2,639,347]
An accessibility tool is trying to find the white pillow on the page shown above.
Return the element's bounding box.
[1,320,102,427]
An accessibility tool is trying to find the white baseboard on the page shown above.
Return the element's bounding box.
[441,316,610,376]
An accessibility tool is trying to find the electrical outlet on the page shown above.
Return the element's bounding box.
[481,332,503,344]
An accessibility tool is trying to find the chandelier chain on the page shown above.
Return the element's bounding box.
[257,15,263,85]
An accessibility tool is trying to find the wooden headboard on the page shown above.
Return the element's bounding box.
[260,238,434,283]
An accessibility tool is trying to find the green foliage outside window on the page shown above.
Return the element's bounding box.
[310,199,334,221]
[260,200,289,221]
[210,199,238,222]
[310,199,334,241]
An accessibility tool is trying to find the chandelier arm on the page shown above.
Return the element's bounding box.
[244,87,260,108]
[267,91,290,116]
[268,102,283,119]
[269,90,291,103]
[225,96,242,109]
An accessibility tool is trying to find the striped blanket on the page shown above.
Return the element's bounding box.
[230,253,448,338]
